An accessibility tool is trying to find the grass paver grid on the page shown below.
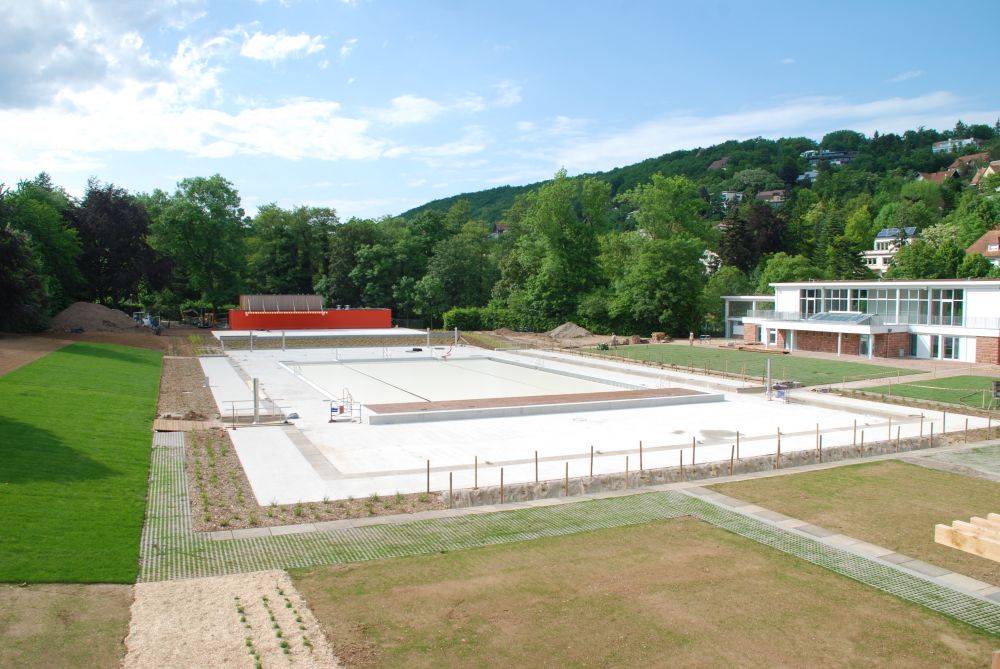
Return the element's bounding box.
[594,343,917,386]
[140,433,1000,635]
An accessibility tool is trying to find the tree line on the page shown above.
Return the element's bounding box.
[2,121,999,334]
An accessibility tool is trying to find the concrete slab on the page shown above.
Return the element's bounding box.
[933,572,994,594]
[754,509,794,523]
[822,534,861,548]
[269,523,317,536]
[797,523,836,538]
[878,551,913,564]
[899,559,951,578]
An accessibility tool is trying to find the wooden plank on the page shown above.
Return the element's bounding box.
[935,524,1000,562]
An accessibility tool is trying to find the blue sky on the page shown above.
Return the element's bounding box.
[2,1,998,219]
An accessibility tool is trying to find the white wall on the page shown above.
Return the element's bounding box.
[965,285,1000,321]
[774,287,799,313]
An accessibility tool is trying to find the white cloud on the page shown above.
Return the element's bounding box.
[339,37,358,60]
[455,93,487,113]
[494,80,522,107]
[779,57,795,65]
[385,127,488,163]
[554,92,1000,172]
[240,30,324,62]
[373,94,445,125]
[888,69,924,83]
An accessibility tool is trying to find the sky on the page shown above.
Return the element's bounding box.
[2,0,999,219]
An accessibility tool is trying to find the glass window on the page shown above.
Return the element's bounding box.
[824,288,849,312]
[799,289,821,316]
[942,336,959,360]
[931,336,939,358]
[768,328,777,345]
[930,289,964,326]
[850,289,869,313]
[908,333,918,357]
[899,288,928,325]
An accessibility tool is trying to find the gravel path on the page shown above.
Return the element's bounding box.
[124,570,340,668]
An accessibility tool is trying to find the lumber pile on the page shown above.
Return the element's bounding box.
[934,513,1000,563]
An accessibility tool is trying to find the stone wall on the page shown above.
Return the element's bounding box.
[450,432,951,508]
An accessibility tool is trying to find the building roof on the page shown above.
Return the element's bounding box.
[239,294,324,311]
[708,156,730,170]
[875,227,917,239]
[948,152,990,169]
[756,189,786,200]
[966,228,1000,259]
[770,278,1000,288]
[917,168,960,184]
[971,166,987,186]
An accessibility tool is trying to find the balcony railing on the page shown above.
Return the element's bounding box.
[743,310,1000,330]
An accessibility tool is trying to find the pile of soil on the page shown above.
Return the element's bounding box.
[49,302,140,333]
[547,322,592,339]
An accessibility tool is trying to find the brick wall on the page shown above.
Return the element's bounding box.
[975,336,1000,364]
[743,324,759,343]
[795,330,838,353]
[873,332,909,358]
[775,329,786,349]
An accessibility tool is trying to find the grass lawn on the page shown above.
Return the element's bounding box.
[710,460,1000,585]
[595,342,916,386]
[0,343,162,583]
[865,375,1000,409]
[0,583,131,669]
[292,517,996,668]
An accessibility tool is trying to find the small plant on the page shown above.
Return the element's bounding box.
[322,495,331,505]
[293,502,304,517]
[394,491,404,505]
[369,492,380,504]
[418,493,429,503]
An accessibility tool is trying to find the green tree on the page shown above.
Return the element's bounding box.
[414,223,496,325]
[0,191,50,332]
[885,239,965,279]
[316,218,378,307]
[147,175,246,308]
[726,168,783,194]
[756,253,824,291]
[956,253,998,278]
[618,174,711,240]
[246,204,337,294]
[701,266,752,335]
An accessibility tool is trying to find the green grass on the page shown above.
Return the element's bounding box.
[0,343,162,583]
[864,375,1000,409]
[595,343,916,386]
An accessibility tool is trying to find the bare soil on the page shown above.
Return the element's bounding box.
[485,328,615,349]
[157,357,219,420]
[49,301,139,332]
[292,517,997,668]
[187,429,445,532]
[0,583,132,669]
[0,335,68,377]
[124,570,340,669]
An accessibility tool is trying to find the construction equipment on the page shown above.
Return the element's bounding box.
[181,308,216,329]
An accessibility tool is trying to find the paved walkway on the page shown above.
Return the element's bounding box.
[140,432,1000,634]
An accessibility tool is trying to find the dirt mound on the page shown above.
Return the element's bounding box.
[49,302,139,333]
[547,322,592,339]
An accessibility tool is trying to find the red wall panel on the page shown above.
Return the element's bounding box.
[227,309,392,330]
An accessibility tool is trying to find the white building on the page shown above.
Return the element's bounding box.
[862,227,917,274]
[739,279,1000,363]
[931,138,981,154]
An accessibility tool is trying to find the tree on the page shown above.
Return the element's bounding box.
[246,204,337,295]
[0,222,50,332]
[68,180,169,306]
[147,175,246,308]
[825,236,871,279]
[617,174,710,240]
[726,168,783,194]
[414,223,496,325]
[606,236,706,336]
[316,218,378,307]
[717,201,787,270]
[6,175,83,311]
[756,253,824,291]
[701,266,752,335]
[885,239,965,279]
[956,253,998,278]
[820,129,867,152]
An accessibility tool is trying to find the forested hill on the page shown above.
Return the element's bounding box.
[401,130,976,222]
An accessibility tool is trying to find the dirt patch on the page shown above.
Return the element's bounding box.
[293,517,996,668]
[124,570,340,669]
[711,460,1000,585]
[49,301,141,332]
[157,357,219,420]
[0,335,68,377]
[187,429,445,531]
[485,328,615,350]
[0,583,132,669]
[546,321,592,338]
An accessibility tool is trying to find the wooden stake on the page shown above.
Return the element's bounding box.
[818,434,823,462]
[639,440,643,472]
[736,431,740,459]
[426,459,430,494]
[860,430,864,456]
[624,456,629,489]
[564,462,569,495]
[930,423,934,446]
[896,426,901,452]
[680,449,684,479]
[815,423,819,450]
[729,444,735,476]
[500,467,504,504]
[474,455,478,489]
[989,414,993,439]
[853,419,857,447]
[943,411,947,433]
[965,418,969,443]
[448,472,453,508]
[691,436,696,466]
[887,417,892,441]
[920,414,924,438]
[776,429,781,469]
[590,445,594,478]
[534,450,539,483]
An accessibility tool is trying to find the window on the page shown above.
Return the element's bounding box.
[899,289,928,325]
[824,288,849,312]
[850,288,869,313]
[869,289,897,321]
[930,289,963,326]
[942,336,959,360]
[799,289,821,316]
[931,336,939,359]
[768,328,778,345]
[908,333,918,357]
[988,243,999,252]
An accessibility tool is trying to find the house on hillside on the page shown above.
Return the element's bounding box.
[965,229,1000,268]
[973,160,1000,189]
[755,189,786,206]
[489,222,508,239]
[799,149,857,167]
[932,138,982,154]
[917,167,961,184]
[948,152,990,171]
[796,169,819,183]
[708,156,730,170]
[720,190,744,210]
[862,227,917,274]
